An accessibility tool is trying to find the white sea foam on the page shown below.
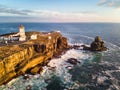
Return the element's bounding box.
[45,49,92,89]
[104,41,120,51]
[0,48,92,90]
[80,35,94,40]
[1,34,120,90]
[48,49,89,68]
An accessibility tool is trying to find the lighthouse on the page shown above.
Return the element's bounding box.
[19,25,26,41]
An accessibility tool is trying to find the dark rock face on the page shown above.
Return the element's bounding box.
[71,45,81,50]
[81,45,91,50]
[67,58,80,65]
[0,31,69,86]
[57,37,69,49]
[53,37,70,58]
[90,36,107,51]
[33,44,46,53]
[82,36,107,51]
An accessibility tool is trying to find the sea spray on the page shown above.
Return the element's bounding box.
[0,26,120,90]
[0,48,92,90]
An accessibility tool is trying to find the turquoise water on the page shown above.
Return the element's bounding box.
[0,23,120,90]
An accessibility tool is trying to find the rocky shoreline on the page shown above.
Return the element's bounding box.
[0,31,107,86]
[0,31,70,86]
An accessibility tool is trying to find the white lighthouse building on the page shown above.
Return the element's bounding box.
[19,25,26,41]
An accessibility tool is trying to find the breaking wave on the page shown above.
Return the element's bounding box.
[0,34,120,90]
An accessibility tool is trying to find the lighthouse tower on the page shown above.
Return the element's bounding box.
[19,25,26,41]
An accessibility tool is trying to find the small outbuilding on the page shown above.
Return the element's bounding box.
[30,34,37,40]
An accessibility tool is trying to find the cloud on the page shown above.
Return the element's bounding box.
[98,0,120,8]
[0,5,29,15]
[0,5,97,18]
[1,4,119,22]
[0,4,99,22]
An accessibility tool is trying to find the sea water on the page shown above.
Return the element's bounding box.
[0,23,120,90]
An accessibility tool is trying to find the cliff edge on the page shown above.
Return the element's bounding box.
[0,31,69,85]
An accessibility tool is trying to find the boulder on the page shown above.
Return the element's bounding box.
[23,74,29,80]
[71,45,81,50]
[81,45,91,50]
[67,58,80,65]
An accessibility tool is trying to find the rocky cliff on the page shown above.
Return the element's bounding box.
[0,31,69,85]
[82,36,107,51]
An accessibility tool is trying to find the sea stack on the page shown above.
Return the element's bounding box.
[82,36,107,51]
[90,36,106,51]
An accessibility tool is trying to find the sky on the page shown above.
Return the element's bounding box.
[0,0,120,22]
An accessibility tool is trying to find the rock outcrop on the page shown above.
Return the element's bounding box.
[66,58,80,65]
[0,31,69,85]
[82,36,107,51]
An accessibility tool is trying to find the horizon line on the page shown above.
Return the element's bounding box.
[0,21,120,23]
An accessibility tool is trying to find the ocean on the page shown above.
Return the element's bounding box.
[0,23,120,90]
